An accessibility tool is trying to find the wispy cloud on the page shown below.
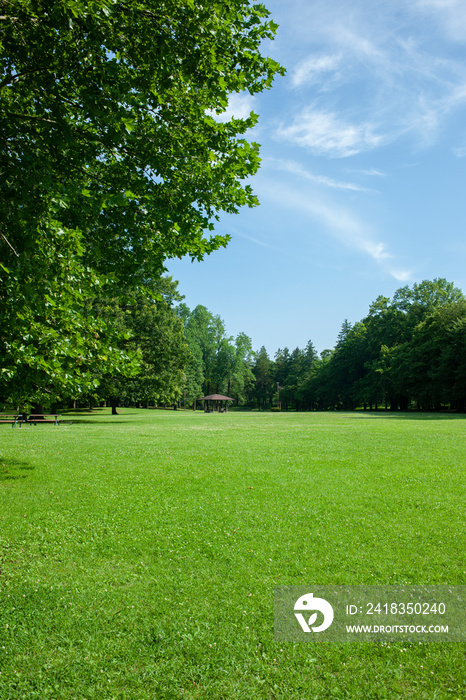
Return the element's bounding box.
[416,0,466,42]
[453,145,466,157]
[276,109,384,157]
[387,267,413,282]
[257,178,411,280]
[291,54,341,88]
[349,168,387,177]
[273,0,466,156]
[364,241,392,262]
[234,231,270,248]
[267,158,376,192]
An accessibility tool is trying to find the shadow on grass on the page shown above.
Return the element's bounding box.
[352,411,466,421]
[0,458,34,481]
[65,419,136,425]
[59,408,107,414]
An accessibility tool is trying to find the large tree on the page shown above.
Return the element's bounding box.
[229,332,255,405]
[95,277,189,411]
[0,0,283,403]
[179,304,230,397]
[252,345,273,409]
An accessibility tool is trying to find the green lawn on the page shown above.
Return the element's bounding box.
[0,409,464,699]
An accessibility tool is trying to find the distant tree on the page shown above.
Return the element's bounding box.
[181,305,227,396]
[313,279,466,412]
[392,279,464,326]
[213,337,237,394]
[391,300,466,411]
[176,304,204,407]
[274,348,291,409]
[336,319,353,347]
[253,346,274,409]
[299,340,319,410]
[309,350,334,410]
[177,306,257,406]
[229,333,256,405]
[371,279,465,410]
[286,348,308,410]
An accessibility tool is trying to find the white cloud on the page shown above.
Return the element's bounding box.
[330,25,386,64]
[388,267,413,282]
[273,1,466,156]
[234,231,269,248]
[364,242,392,262]
[210,94,256,123]
[276,109,384,158]
[350,168,387,177]
[291,54,341,88]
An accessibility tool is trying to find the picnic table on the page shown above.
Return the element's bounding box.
[0,414,21,427]
[0,414,62,428]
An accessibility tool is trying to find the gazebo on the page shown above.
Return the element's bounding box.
[200,394,234,413]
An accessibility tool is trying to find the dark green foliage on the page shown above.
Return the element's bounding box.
[302,279,466,412]
[178,279,466,413]
[1,0,283,276]
[230,331,256,404]
[91,278,189,408]
[0,223,135,408]
[390,299,466,411]
[272,341,318,411]
[252,346,273,409]
[177,304,255,405]
[244,279,466,413]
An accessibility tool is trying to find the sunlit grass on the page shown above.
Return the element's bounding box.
[0,409,464,698]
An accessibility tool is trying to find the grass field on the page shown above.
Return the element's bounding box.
[0,408,464,699]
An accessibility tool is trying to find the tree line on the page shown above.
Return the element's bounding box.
[248,278,466,413]
[2,276,465,413]
[179,277,466,413]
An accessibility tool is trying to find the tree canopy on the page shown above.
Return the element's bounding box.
[1,0,283,276]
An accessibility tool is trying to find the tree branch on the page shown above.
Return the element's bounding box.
[1,232,19,257]
[4,111,58,124]
[1,65,50,90]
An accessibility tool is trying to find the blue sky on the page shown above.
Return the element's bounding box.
[168,0,466,356]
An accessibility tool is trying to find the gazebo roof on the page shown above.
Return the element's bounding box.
[201,394,234,401]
